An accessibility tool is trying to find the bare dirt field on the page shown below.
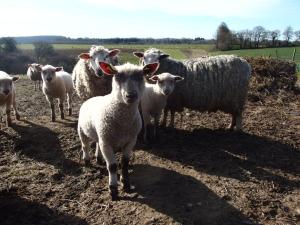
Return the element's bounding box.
[0,76,299,225]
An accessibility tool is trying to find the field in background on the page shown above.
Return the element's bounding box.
[18,43,300,66]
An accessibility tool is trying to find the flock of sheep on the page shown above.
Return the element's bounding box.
[0,45,251,200]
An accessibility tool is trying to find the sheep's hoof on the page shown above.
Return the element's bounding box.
[61,114,65,120]
[16,114,20,121]
[68,108,72,116]
[109,185,118,201]
[51,116,56,122]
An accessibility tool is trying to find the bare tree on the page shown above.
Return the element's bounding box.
[283,26,294,46]
[253,26,266,48]
[270,30,281,47]
[216,22,232,51]
[294,30,300,41]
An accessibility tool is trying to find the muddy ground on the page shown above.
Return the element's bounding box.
[0,76,299,225]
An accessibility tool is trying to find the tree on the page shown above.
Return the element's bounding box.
[283,26,294,46]
[216,22,232,51]
[294,30,300,41]
[0,37,17,53]
[253,26,266,48]
[270,30,281,47]
[33,42,55,63]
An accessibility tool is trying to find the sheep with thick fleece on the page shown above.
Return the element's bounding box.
[27,63,42,91]
[77,61,159,200]
[39,65,74,122]
[141,73,183,143]
[134,49,251,131]
[0,71,20,127]
[72,45,120,100]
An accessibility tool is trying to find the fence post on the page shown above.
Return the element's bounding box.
[275,49,278,59]
[292,49,296,61]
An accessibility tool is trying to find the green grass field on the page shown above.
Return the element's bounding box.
[18,43,300,65]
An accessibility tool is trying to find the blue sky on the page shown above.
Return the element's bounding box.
[0,0,299,39]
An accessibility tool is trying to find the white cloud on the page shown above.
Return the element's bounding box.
[82,0,281,18]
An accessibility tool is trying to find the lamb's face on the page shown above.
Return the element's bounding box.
[114,70,145,104]
[0,75,18,97]
[99,62,159,105]
[150,73,184,96]
[28,63,41,73]
[40,65,62,83]
[133,49,169,66]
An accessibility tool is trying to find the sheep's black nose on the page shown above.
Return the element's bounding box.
[126,91,137,99]
[46,77,52,82]
[3,89,9,95]
[164,89,170,95]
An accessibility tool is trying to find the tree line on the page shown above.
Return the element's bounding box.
[216,22,299,51]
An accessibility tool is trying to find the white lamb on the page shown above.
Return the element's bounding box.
[0,71,20,127]
[38,65,74,122]
[77,61,159,200]
[141,73,183,143]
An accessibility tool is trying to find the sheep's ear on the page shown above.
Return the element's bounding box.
[159,54,169,60]
[79,53,91,60]
[99,62,118,75]
[143,63,159,76]
[174,76,184,82]
[55,67,63,72]
[109,49,120,57]
[133,52,144,58]
[12,77,19,82]
[36,65,42,71]
[27,64,32,67]
[149,75,159,82]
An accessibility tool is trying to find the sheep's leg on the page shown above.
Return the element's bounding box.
[34,81,36,91]
[58,98,65,120]
[95,143,104,165]
[235,113,243,131]
[121,137,135,193]
[153,114,160,140]
[228,113,236,130]
[5,102,12,127]
[78,127,91,165]
[100,143,118,200]
[46,96,55,122]
[170,110,175,128]
[142,112,151,143]
[12,92,20,121]
[161,108,168,127]
[67,93,72,116]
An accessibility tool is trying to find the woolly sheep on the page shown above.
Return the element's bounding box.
[0,71,20,127]
[27,63,42,91]
[141,73,184,143]
[134,49,251,131]
[72,45,120,100]
[39,65,74,122]
[77,61,159,200]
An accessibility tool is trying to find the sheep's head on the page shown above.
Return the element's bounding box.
[99,62,159,105]
[38,65,63,83]
[78,45,120,77]
[149,73,184,96]
[0,72,18,97]
[133,48,169,66]
[28,63,42,73]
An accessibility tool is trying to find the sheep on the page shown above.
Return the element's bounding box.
[141,73,184,143]
[134,49,251,131]
[27,63,42,91]
[72,45,120,100]
[38,65,74,122]
[0,71,20,127]
[77,61,159,200]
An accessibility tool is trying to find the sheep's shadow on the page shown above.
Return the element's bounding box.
[141,128,300,190]
[11,120,82,176]
[128,164,255,225]
[0,189,87,225]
